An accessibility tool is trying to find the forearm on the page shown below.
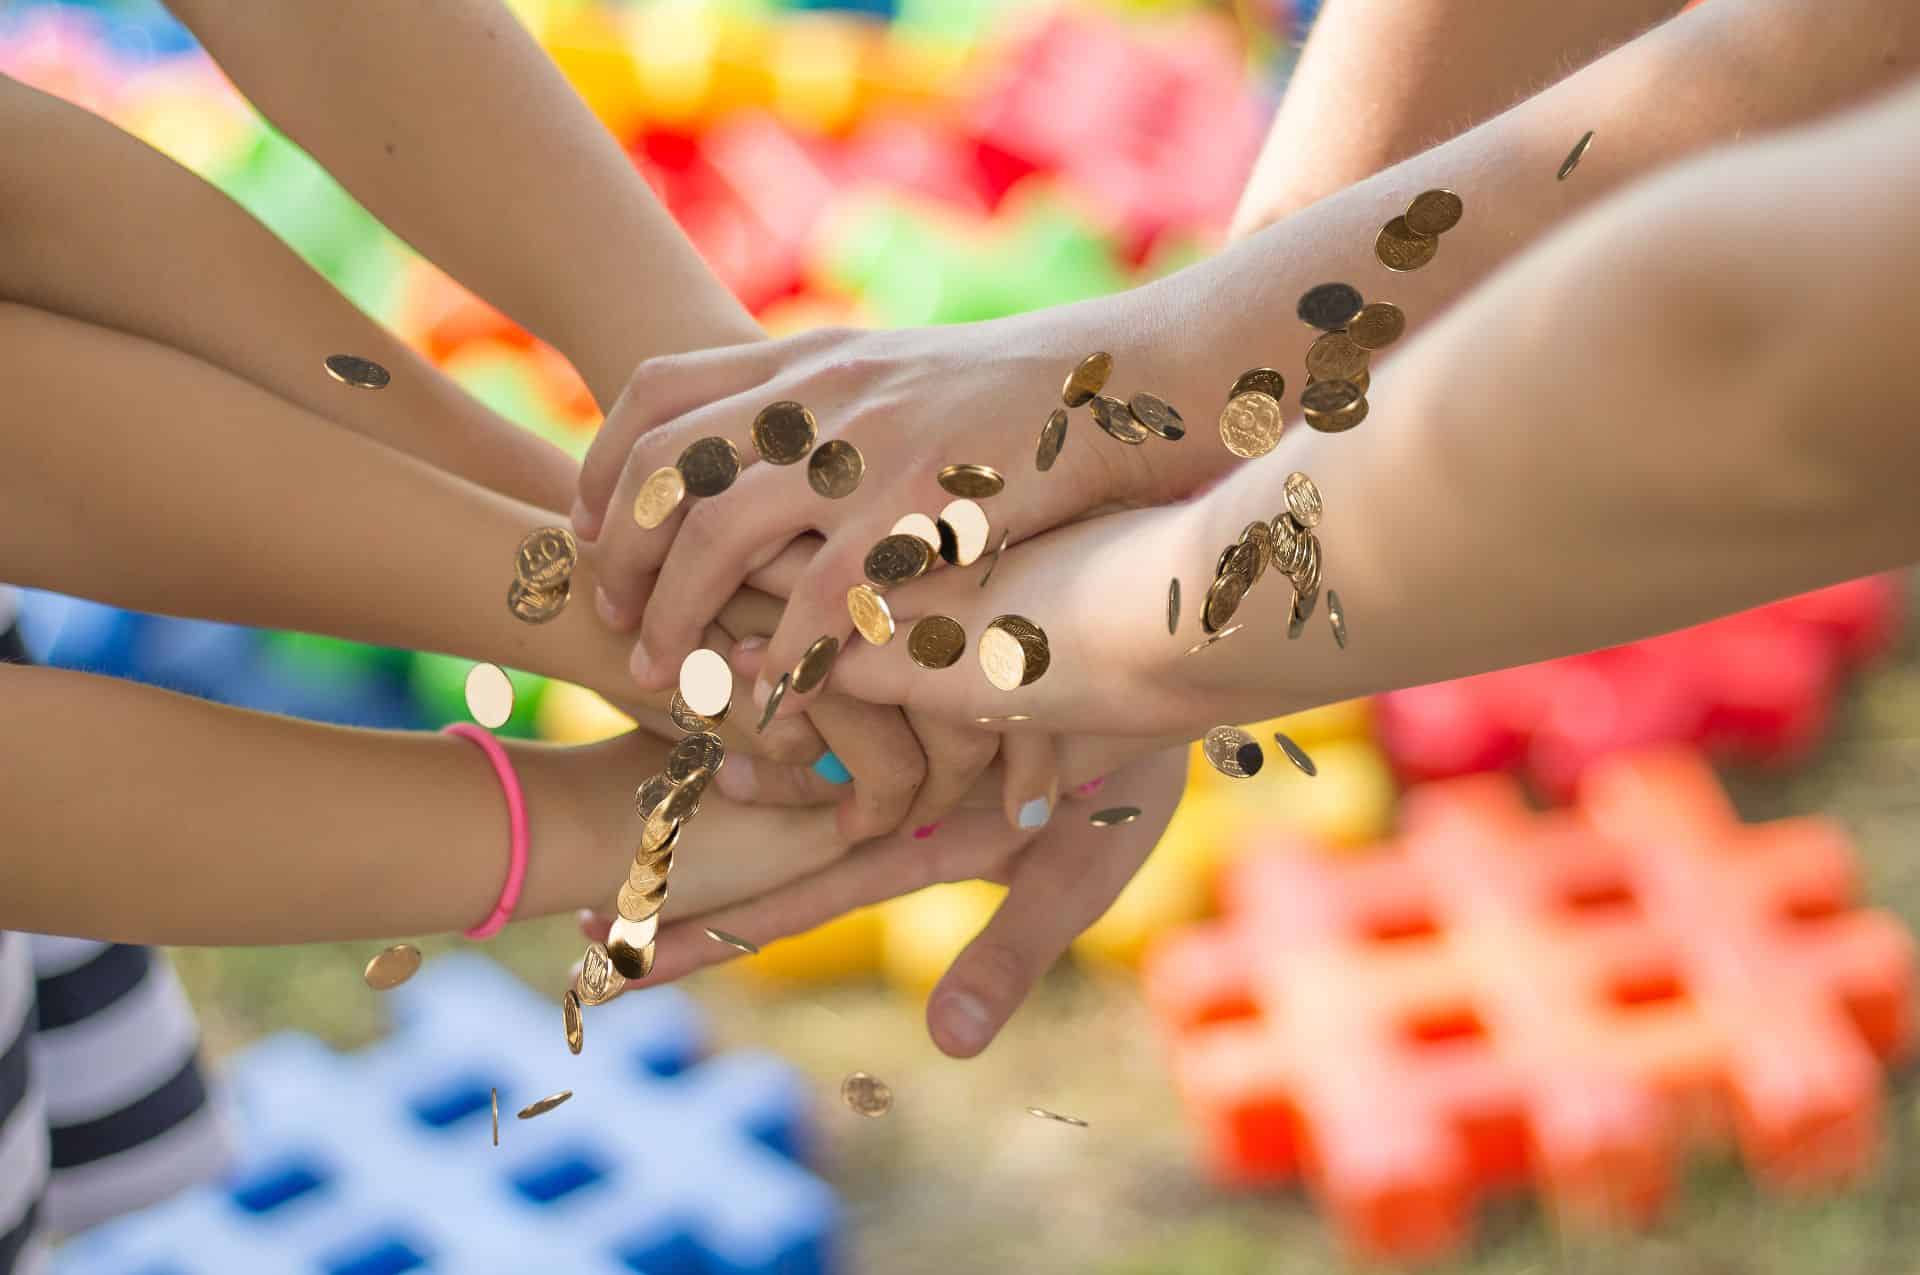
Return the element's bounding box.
[165,0,760,408]
[1230,0,1685,236]
[0,663,599,944]
[0,74,576,512]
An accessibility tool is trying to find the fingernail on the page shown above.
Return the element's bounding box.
[569,498,593,539]
[714,754,756,801]
[752,677,774,712]
[629,640,663,686]
[596,585,621,627]
[934,990,993,1055]
[1017,796,1052,830]
[1074,776,1107,798]
[912,823,940,840]
[575,908,596,929]
[811,751,852,785]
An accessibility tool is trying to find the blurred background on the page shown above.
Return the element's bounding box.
[7,0,1920,1271]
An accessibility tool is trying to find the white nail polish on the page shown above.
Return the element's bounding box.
[1017,796,1051,829]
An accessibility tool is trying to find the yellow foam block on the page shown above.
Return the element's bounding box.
[770,16,871,136]
[545,9,647,141]
[879,881,1005,997]
[732,905,886,985]
[1185,698,1375,797]
[534,682,636,745]
[1071,790,1217,969]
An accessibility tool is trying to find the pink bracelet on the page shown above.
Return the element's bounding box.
[443,723,530,941]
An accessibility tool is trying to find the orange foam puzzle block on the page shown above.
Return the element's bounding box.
[1143,747,1913,1265]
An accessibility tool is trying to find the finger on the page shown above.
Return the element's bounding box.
[722,633,830,766]
[998,730,1060,833]
[577,909,612,943]
[804,694,928,842]
[743,534,821,600]
[897,711,1001,837]
[745,526,876,722]
[575,342,780,537]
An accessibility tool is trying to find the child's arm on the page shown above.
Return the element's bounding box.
[161,0,761,409]
[0,663,847,945]
[1229,0,1687,237]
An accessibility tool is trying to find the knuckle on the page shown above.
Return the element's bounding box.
[674,491,731,551]
[759,724,823,767]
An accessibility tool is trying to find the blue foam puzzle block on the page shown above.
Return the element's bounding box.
[56,955,842,1275]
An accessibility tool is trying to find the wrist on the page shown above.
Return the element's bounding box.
[508,741,626,919]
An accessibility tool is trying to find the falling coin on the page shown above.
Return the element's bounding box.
[865,534,935,587]
[1127,392,1186,441]
[1235,740,1266,777]
[507,578,570,625]
[463,662,515,729]
[517,1091,574,1121]
[806,439,865,500]
[607,936,655,981]
[847,584,896,645]
[1167,578,1180,635]
[1203,725,1259,779]
[1300,379,1362,416]
[578,940,626,1006]
[1327,588,1348,649]
[1346,302,1406,351]
[841,1071,894,1118]
[1404,189,1464,237]
[323,353,391,389]
[677,436,740,498]
[1304,395,1369,434]
[938,464,1005,500]
[1274,731,1318,777]
[938,499,991,567]
[1061,352,1113,408]
[792,635,841,694]
[704,928,760,955]
[1305,332,1369,382]
[1375,216,1439,272]
[362,943,422,991]
[1217,391,1284,459]
[492,1087,499,1146]
[1026,1107,1089,1127]
[979,528,1010,588]
[986,614,1049,688]
[1310,366,1369,395]
[562,989,584,1056]
[1229,368,1286,402]
[1090,394,1149,445]
[1089,807,1141,828]
[1183,623,1243,656]
[891,512,941,549]
[515,527,578,590]
[632,465,687,530]
[1559,130,1595,181]
[668,691,725,734]
[757,672,791,733]
[1201,569,1251,634]
[750,401,816,465]
[1283,472,1323,528]
[678,648,733,719]
[908,615,967,670]
[975,714,1034,724]
[1035,407,1069,472]
[1296,282,1365,332]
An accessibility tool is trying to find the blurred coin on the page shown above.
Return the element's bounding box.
[1305,332,1368,381]
[324,353,390,389]
[1091,395,1149,445]
[1230,368,1286,402]
[792,635,841,694]
[807,439,865,500]
[617,878,665,922]
[999,616,1051,686]
[979,616,1043,690]
[938,464,1005,500]
[507,578,569,625]
[979,528,1011,588]
[1235,740,1265,776]
[1218,390,1284,459]
[975,714,1034,724]
[363,944,421,991]
[678,649,733,719]
[607,936,654,980]
[632,465,687,529]
[757,673,790,734]
[1274,731,1318,776]
[1036,408,1069,472]
[627,851,672,894]
[1128,392,1186,441]
[517,1091,573,1120]
[1240,520,1272,583]
[1202,567,1250,634]
[865,533,934,587]
[1404,189,1464,237]
[908,615,967,670]
[891,512,941,549]
[1167,578,1180,635]
[705,928,760,955]
[1089,807,1140,828]
[1376,216,1439,272]
[1327,588,1348,649]
[939,499,990,567]
[1203,726,1258,778]
[1026,1107,1089,1127]
[1308,367,1369,395]
[639,808,682,858]
[842,1071,894,1117]
[1284,472,1323,528]
[463,662,515,729]
[1296,282,1364,331]
[677,436,740,498]
[562,989,584,1056]
[1346,302,1406,351]
[1272,520,1309,576]
[1183,623,1243,656]
[750,401,816,465]
[633,773,672,820]
[1559,130,1595,181]
[1304,396,1369,434]
[669,691,726,734]
[847,584,896,645]
[515,527,578,589]
[659,770,711,824]
[492,1088,499,1146]
[1300,379,1362,416]
[1062,352,1113,407]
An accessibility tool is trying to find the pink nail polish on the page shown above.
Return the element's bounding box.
[912,823,940,840]
[1074,776,1107,798]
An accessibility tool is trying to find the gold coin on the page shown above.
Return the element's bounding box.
[1296,282,1364,332]
[617,877,666,923]
[750,400,817,465]
[1274,730,1319,777]
[704,928,759,955]
[1404,189,1464,237]
[660,770,711,825]
[979,614,1051,690]
[507,578,569,625]
[1217,391,1283,459]
[938,463,1005,500]
[1035,408,1069,472]
[908,615,967,670]
[998,615,1050,685]
[1026,1107,1089,1127]
[1061,352,1112,408]
[515,527,579,590]
[362,943,421,991]
[1090,394,1149,445]
[1202,726,1258,778]
[847,584,896,645]
[1223,540,1260,588]
[633,773,672,820]
[632,465,687,530]
[640,807,682,857]
[1290,533,1323,599]
[891,512,941,549]
[975,714,1034,724]
[628,850,672,894]
[492,1087,499,1146]
[1201,567,1250,634]
[607,936,654,980]
[1283,472,1323,529]
[1215,542,1240,580]
[1375,215,1439,272]
[1309,367,1370,395]
[611,911,662,952]
[1240,520,1272,584]
[1305,332,1369,382]
[758,672,790,734]
[323,353,391,390]
[1286,597,1305,645]
[1230,368,1286,402]
[1346,302,1405,351]
[935,517,960,567]
[666,732,725,784]
[517,1090,574,1121]
[578,941,626,1006]
[792,635,841,694]
[938,499,991,567]
[1183,623,1243,656]
[1559,130,1595,181]
[841,1071,894,1117]
[463,662,515,729]
[1271,518,1308,575]
[865,533,934,587]
[1327,588,1348,649]
[1089,807,1141,828]
[562,989,584,1056]
[1299,379,1362,416]
[979,528,1010,588]
[1166,578,1180,635]
[676,436,740,498]
[1303,395,1369,434]
[1127,393,1186,441]
[806,439,865,500]
[678,649,733,720]
[668,691,726,734]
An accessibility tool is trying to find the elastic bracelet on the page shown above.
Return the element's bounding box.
[443,722,530,941]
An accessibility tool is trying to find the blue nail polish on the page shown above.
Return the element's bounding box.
[811,751,853,785]
[1018,796,1052,829]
